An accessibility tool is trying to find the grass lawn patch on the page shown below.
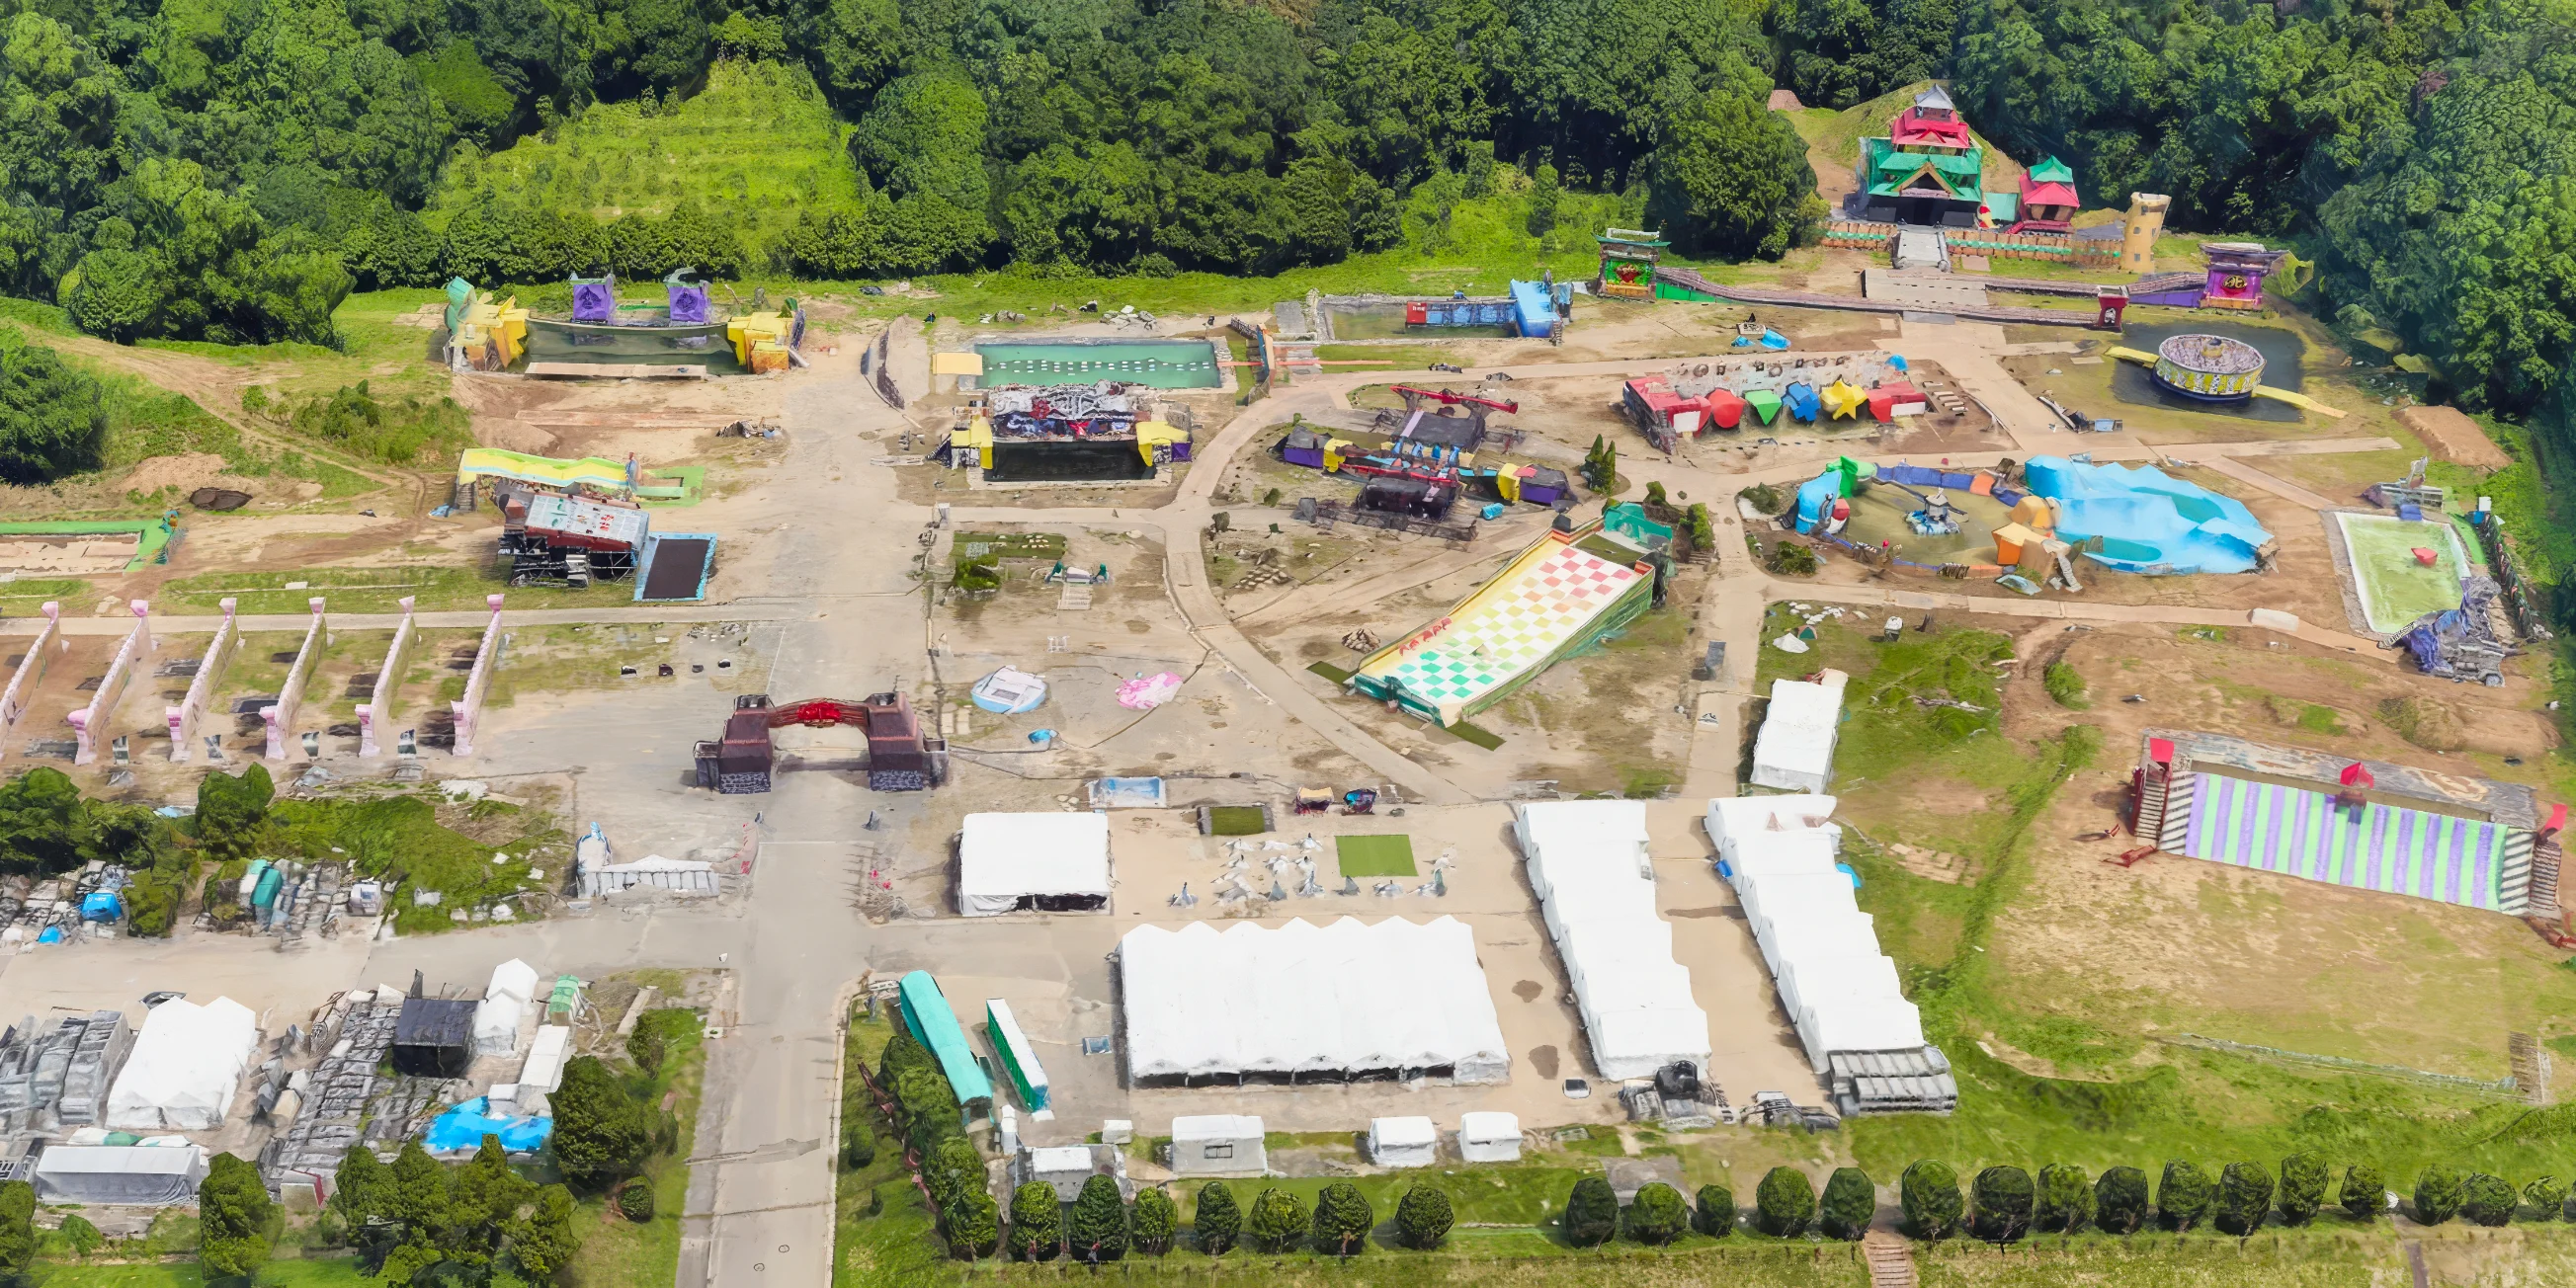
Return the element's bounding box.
[565,1007,706,1288]
[273,793,564,934]
[1336,834,1416,877]
[1446,718,1505,750]
[952,531,1068,561]
[1307,660,1355,683]
[836,1008,950,1288]
[27,1261,369,1285]
[156,564,640,615]
[1206,805,1268,836]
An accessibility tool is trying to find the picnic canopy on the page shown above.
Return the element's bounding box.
[957,812,1112,916]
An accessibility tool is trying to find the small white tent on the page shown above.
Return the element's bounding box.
[1368,1116,1438,1168]
[473,958,539,1057]
[105,998,258,1131]
[1457,1111,1523,1163]
[1752,671,1849,792]
[958,812,1113,916]
[1170,1114,1265,1175]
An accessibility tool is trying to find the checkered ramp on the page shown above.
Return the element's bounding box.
[1365,544,1641,722]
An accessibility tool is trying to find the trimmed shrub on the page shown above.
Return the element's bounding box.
[946,1190,999,1259]
[1901,1161,1962,1240]
[1131,1187,1178,1256]
[1008,1182,1062,1261]
[2276,1154,2328,1226]
[2415,1166,2465,1226]
[1820,1167,1874,1240]
[1755,1167,1816,1237]
[1563,1176,1620,1247]
[1245,1187,1307,1254]
[1695,1182,1736,1238]
[2461,1172,2515,1227]
[2035,1164,2094,1233]
[1310,1182,1373,1256]
[923,1137,984,1212]
[1396,1185,1454,1249]
[2215,1162,2274,1236]
[1194,1181,1240,1254]
[1769,542,1819,576]
[1970,1166,2035,1244]
[617,1176,655,1222]
[58,1212,102,1255]
[1624,1182,1690,1245]
[2157,1162,2214,1232]
[2096,1167,2151,1234]
[2341,1164,2385,1220]
[1068,1174,1128,1262]
[2524,1174,2569,1222]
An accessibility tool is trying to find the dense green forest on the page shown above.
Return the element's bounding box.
[3,0,2576,423]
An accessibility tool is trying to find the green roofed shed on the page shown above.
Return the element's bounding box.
[899,970,994,1108]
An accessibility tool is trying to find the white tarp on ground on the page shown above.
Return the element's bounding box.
[1752,671,1849,792]
[105,998,257,1131]
[1121,917,1510,1083]
[1369,1115,1439,1167]
[1515,801,1711,1081]
[959,812,1113,916]
[1458,1111,1522,1163]
[1715,798,1931,1074]
[33,1144,208,1206]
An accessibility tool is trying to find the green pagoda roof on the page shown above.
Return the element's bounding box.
[2028,155,2075,185]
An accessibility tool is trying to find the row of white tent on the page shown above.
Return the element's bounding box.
[1513,800,1711,1081]
[1121,917,1509,1082]
[1704,795,1928,1074]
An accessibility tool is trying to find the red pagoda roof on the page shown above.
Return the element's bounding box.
[2021,178,2079,208]
[1891,109,1972,150]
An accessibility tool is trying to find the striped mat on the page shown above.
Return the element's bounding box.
[2179,772,2504,911]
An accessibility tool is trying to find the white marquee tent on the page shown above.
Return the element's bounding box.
[1752,672,1849,792]
[1120,917,1510,1084]
[959,812,1113,916]
[1514,800,1711,1082]
[33,1144,208,1206]
[473,958,540,1057]
[1458,1111,1523,1163]
[105,998,258,1132]
[1368,1115,1439,1167]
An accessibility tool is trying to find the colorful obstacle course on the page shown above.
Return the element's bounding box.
[455,448,698,503]
[2179,773,2510,911]
[2103,344,2345,418]
[1348,520,1656,725]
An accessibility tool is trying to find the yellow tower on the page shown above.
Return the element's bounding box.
[2121,194,2170,274]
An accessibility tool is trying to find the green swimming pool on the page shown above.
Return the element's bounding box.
[972,339,1226,389]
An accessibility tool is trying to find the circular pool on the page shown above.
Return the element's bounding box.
[2151,333,2266,402]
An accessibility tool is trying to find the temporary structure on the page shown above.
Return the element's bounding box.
[33,1144,208,1205]
[392,998,477,1078]
[1457,1111,1523,1163]
[1752,671,1849,792]
[1514,801,1711,1081]
[1169,1114,1265,1175]
[105,998,258,1131]
[896,972,995,1106]
[1720,797,1953,1110]
[472,958,539,1058]
[957,812,1112,916]
[1368,1116,1439,1167]
[984,999,1051,1114]
[1704,794,1840,855]
[1120,918,1510,1085]
[518,1024,572,1094]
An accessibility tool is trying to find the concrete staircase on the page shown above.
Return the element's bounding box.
[1864,1232,1917,1288]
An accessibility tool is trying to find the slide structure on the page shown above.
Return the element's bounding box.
[457,448,639,495]
[1348,521,1655,726]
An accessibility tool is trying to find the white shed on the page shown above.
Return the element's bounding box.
[1751,670,1849,792]
[1169,1114,1265,1176]
[1457,1111,1522,1163]
[1367,1115,1438,1168]
[958,812,1113,916]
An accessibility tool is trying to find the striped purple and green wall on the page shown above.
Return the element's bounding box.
[2180,772,2507,911]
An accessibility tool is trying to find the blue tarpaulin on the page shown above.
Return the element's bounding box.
[80,892,122,922]
[425,1097,553,1155]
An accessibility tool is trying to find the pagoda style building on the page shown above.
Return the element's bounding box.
[1857,85,1985,227]
[2007,156,2081,233]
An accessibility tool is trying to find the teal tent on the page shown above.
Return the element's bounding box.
[897,971,993,1108]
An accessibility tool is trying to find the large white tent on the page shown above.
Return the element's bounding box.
[958,812,1113,916]
[1752,671,1849,792]
[105,998,258,1131]
[33,1144,208,1205]
[1714,796,1949,1104]
[1514,800,1711,1082]
[1120,917,1510,1084]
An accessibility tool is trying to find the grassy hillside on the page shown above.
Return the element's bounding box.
[1787,80,2027,195]
[427,60,862,258]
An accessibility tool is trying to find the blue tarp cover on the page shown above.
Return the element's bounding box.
[426,1097,554,1154]
[80,891,122,921]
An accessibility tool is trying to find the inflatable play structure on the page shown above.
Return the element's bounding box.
[2021,455,2275,575]
[454,448,696,503]
[1347,517,1661,725]
[1787,455,2274,581]
[1621,356,1918,451]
